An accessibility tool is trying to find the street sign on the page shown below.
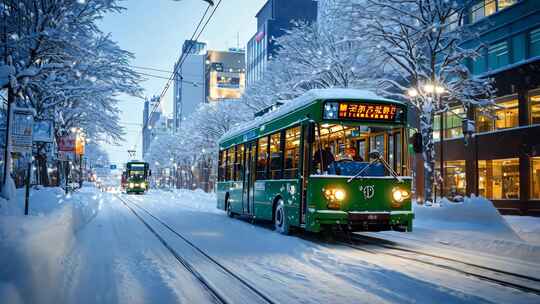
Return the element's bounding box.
[33,120,54,143]
[11,108,34,154]
[58,135,76,151]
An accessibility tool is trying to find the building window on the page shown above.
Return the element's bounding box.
[532,157,540,200]
[478,158,520,200]
[256,137,268,180]
[530,91,540,125]
[269,132,282,179]
[284,126,301,179]
[488,41,509,70]
[446,160,467,197]
[470,0,517,23]
[477,96,519,132]
[435,107,465,140]
[530,28,540,58]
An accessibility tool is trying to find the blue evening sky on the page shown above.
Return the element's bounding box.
[99,0,265,165]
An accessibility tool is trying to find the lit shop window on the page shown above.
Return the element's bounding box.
[478,158,520,200]
[532,157,540,200]
[477,97,519,132]
[530,91,540,125]
[446,160,467,197]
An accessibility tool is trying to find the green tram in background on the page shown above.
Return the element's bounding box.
[217,89,414,234]
[125,161,150,194]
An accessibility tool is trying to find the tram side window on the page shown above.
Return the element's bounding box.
[218,150,226,181]
[269,132,282,179]
[284,126,301,178]
[257,136,268,179]
[235,145,244,181]
[226,147,235,181]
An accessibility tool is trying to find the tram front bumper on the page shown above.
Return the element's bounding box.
[309,210,414,232]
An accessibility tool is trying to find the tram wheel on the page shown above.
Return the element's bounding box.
[274,200,290,235]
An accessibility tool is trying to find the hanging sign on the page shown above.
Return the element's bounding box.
[11,108,34,154]
[58,135,76,152]
[33,120,54,143]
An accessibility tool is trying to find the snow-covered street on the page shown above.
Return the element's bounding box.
[3,185,539,304]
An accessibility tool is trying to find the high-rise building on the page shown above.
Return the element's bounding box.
[206,49,246,102]
[246,0,317,86]
[173,40,207,131]
[428,0,540,215]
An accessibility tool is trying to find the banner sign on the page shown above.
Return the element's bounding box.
[33,120,54,143]
[11,108,34,154]
[58,135,76,152]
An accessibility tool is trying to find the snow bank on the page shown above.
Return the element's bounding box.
[410,196,540,263]
[504,216,540,246]
[0,185,101,303]
[140,188,218,213]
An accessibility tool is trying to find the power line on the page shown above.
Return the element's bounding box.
[137,0,222,154]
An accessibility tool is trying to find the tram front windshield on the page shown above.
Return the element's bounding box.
[312,123,404,176]
[128,164,147,179]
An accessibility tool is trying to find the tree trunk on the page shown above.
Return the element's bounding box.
[36,155,50,186]
[420,110,435,204]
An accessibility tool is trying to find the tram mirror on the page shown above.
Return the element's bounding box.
[307,122,316,143]
[369,151,381,160]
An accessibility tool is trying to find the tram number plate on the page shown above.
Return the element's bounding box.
[349,213,390,222]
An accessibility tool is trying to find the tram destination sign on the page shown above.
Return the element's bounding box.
[323,101,401,122]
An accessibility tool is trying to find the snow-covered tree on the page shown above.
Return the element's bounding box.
[242,0,380,111]
[145,100,251,191]
[360,0,495,203]
[0,0,141,189]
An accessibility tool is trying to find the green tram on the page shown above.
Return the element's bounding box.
[125,161,150,194]
[217,89,413,234]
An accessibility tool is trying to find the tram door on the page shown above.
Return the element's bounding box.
[242,141,257,215]
[299,122,314,226]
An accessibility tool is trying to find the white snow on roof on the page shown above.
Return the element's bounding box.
[221,88,399,142]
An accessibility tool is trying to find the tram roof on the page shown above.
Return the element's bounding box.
[220,88,405,143]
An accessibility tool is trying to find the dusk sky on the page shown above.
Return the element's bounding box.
[99,0,266,165]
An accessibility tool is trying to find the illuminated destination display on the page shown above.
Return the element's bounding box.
[323,101,401,121]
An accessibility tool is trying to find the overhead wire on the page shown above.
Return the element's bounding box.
[135,0,222,155]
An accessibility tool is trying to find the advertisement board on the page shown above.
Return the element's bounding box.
[33,120,54,143]
[58,135,76,152]
[11,108,34,154]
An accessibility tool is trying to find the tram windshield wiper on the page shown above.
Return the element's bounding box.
[347,151,403,183]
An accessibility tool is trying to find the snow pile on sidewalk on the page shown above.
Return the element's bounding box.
[411,196,540,263]
[0,185,102,303]
[504,215,540,246]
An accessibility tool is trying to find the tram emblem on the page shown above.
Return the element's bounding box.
[359,185,375,200]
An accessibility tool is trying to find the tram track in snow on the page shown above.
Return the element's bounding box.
[335,233,540,296]
[116,194,276,304]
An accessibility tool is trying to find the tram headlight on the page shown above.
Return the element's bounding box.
[129,182,135,188]
[392,187,410,203]
[323,188,346,202]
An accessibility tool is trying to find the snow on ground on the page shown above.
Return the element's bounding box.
[504,216,540,246]
[132,189,540,304]
[0,185,102,303]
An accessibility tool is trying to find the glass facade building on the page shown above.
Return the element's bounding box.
[427,0,540,215]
